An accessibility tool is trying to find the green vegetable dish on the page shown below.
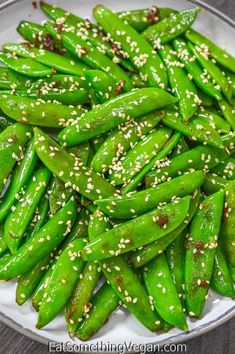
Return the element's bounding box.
[0,1,234,341]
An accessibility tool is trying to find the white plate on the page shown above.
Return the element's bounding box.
[0,0,234,351]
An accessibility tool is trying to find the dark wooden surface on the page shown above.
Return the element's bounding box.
[0,0,234,353]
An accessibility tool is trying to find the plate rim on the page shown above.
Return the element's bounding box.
[0,0,234,350]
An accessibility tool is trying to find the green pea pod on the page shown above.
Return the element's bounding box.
[32,207,89,311]
[91,111,163,174]
[88,209,161,332]
[147,144,228,187]
[41,2,135,72]
[219,99,235,131]
[229,265,235,282]
[221,180,235,267]
[210,244,235,298]
[142,8,200,47]
[196,108,230,134]
[197,89,214,107]
[96,171,205,219]
[4,43,90,76]
[37,238,86,329]
[211,157,235,180]
[222,132,235,152]
[25,197,50,239]
[202,173,228,195]
[0,94,84,128]
[129,191,201,268]
[77,282,120,341]
[188,43,232,103]
[17,21,67,55]
[122,132,182,194]
[173,38,222,101]
[109,127,172,186]
[159,44,199,122]
[171,137,189,157]
[93,5,168,89]
[0,140,38,223]
[117,7,176,32]
[162,109,224,150]
[58,88,177,146]
[185,190,224,317]
[16,253,52,305]
[10,88,90,106]
[57,31,132,92]
[34,128,116,200]
[85,70,119,104]
[48,142,91,215]
[0,52,52,77]
[185,29,235,74]
[166,230,186,305]
[0,224,8,257]
[143,253,188,331]
[4,167,51,254]
[65,261,101,334]
[0,123,32,193]
[0,199,77,280]
[83,196,191,260]
[29,74,89,91]
[0,67,34,89]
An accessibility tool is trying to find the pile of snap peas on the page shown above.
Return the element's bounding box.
[0,1,235,341]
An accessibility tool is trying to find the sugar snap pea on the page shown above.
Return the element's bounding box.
[93,5,168,89]
[186,29,235,74]
[34,128,116,200]
[221,180,235,268]
[91,110,163,174]
[0,112,14,131]
[142,8,199,47]
[123,132,182,194]
[0,67,34,90]
[17,21,67,55]
[65,260,101,334]
[0,198,77,280]
[58,88,177,146]
[117,6,176,32]
[4,43,90,76]
[146,144,228,187]
[173,38,222,101]
[210,244,235,298]
[202,173,228,195]
[196,108,230,134]
[188,42,232,103]
[143,253,188,331]
[185,190,224,317]
[83,196,191,260]
[48,142,91,215]
[25,197,50,239]
[37,238,86,329]
[128,191,201,268]
[109,127,172,186]
[162,109,224,149]
[4,167,51,254]
[159,44,199,122]
[32,207,89,311]
[0,123,32,193]
[96,171,204,219]
[171,136,189,157]
[16,253,52,305]
[211,157,235,180]
[0,94,84,128]
[77,282,120,341]
[0,140,38,223]
[0,52,52,77]
[166,230,186,305]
